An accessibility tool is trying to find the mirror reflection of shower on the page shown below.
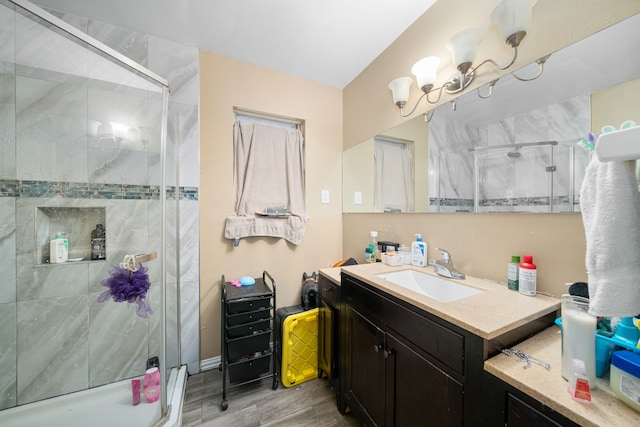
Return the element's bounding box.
[467,140,583,213]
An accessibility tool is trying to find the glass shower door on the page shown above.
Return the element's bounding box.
[0,1,174,422]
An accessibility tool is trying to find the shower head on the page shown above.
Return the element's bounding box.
[507,147,521,158]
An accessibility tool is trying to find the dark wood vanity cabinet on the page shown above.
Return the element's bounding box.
[342,273,468,426]
[483,372,581,427]
[318,274,344,411]
[340,272,556,427]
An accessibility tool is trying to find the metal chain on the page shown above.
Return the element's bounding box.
[501,348,551,370]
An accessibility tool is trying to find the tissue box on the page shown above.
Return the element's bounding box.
[382,252,402,266]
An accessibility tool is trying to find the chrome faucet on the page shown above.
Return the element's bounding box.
[430,248,466,280]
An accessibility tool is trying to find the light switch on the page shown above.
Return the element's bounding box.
[354,191,362,204]
[321,190,330,204]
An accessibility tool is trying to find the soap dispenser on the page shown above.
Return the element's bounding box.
[411,234,427,267]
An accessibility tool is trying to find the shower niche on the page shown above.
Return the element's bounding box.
[36,207,106,265]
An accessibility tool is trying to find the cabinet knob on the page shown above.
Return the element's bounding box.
[373,344,382,353]
[383,349,394,359]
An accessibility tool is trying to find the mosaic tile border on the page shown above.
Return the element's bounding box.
[429,196,580,209]
[0,180,198,201]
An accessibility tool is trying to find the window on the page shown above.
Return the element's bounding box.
[224,109,308,245]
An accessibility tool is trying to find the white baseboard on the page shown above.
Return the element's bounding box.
[200,356,221,372]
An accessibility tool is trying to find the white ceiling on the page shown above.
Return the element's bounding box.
[30,0,438,88]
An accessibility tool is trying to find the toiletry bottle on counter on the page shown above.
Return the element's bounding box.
[91,224,106,260]
[519,254,537,296]
[370,231,380,262]
[50,232,68,263]
[364,246,375,264]
[507,255,520,291]
[411,234,427,267]
[568,358,592,403]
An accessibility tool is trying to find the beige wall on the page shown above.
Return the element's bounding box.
[342,2,640,298]
[199,52,343,360]
[343,213,586,298]
[592,79,640,133]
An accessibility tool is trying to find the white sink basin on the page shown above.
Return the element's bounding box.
[377,269,484,302]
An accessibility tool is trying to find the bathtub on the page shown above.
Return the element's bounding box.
[0,366,187,427]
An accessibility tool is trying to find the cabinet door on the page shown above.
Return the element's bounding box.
[345,305,386,427]
[318,299,333,377]
[386,333,463,427]
[507,393,565,427]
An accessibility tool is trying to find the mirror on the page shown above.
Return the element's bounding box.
[343,13,640,213]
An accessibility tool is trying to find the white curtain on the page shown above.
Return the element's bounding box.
[374,139,413,212]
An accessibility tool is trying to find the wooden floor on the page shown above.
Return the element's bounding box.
[181,369,361,426]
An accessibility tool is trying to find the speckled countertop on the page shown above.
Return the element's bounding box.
[485,326,639,427]
[321,263,560,340]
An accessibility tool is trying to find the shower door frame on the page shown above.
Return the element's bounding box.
[8,0,174,416]
[468,140,560,213]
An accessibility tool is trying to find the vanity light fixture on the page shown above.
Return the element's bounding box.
[388,0,546,117]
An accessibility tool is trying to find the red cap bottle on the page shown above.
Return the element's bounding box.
[519,255,537,296]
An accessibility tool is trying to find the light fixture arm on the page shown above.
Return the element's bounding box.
[398,92,427,117]
[470,43,518,75]
[477,79,498,99]
[511,54,550,81]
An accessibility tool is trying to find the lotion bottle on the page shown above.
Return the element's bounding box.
[50,232,68,264]
[411,234,427,267]
[507,255,520,291]
[519,254,537,296]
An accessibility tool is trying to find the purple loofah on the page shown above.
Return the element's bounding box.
[98,264,153,318]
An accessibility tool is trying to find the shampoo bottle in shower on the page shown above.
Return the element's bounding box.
[143,367,160,403]
[50,232,68,263]
[91,224,106,260]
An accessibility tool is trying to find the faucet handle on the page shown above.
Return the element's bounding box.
[435,248,451,262]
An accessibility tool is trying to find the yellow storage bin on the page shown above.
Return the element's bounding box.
[280,308,318,387]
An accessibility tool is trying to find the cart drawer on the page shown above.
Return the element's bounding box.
[227,330,271,362]
[227,296,271,313]
[227,307,272,326]
[228,352,272,383]
[226,318,271,339]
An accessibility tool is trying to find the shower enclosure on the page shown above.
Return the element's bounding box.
[0,1,188,425]
[431,140,588,213]
[468,140,587,212]
[428,93,591,213]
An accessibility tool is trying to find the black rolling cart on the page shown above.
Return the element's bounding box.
[219,271,278,410]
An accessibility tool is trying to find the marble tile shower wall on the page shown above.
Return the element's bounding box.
[0,4,200,410]
[429,94,590,212]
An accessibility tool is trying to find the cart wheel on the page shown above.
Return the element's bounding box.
[218,363,222,371]
[221,399,228,410]
[272,380,279,390]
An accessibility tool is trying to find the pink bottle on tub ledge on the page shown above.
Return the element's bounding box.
[143,367,160,403]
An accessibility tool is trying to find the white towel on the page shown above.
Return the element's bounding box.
[580,155,640,317]
[225,121,307,245]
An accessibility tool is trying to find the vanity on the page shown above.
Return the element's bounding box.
[320,263,640,426]
[321,263,559,426]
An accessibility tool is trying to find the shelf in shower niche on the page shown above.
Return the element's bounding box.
[35,206,106,265]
